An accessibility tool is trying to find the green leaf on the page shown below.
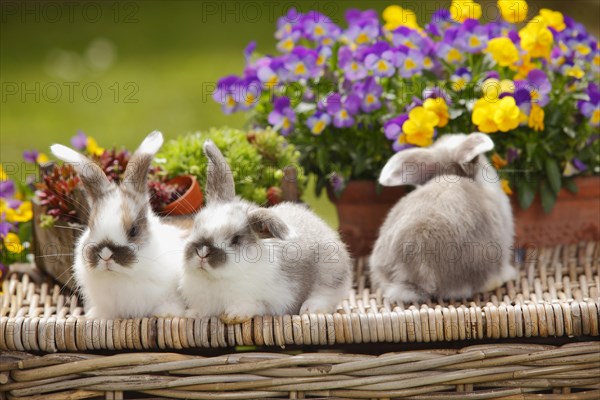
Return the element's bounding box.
[562,126,577,139]
[564,178,579,194]
[540,182,557,214]
[517,179,535,210]
[525,142,537,161]
[545,159,562,194]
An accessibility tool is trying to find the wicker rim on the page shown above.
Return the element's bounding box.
[1,242,598,352]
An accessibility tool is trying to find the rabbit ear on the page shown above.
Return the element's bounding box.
[50,144,111,200]
[123,131,163,194]
[248,209,292,240]
[455,132,494,165]
[203,140,235,203]
[379,148,437,186]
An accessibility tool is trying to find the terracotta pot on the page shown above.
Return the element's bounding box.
[160,175,203,216]
[328,180,406,257]
[512,176,600,247]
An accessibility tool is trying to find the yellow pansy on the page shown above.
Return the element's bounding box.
[519,18,554,59]
[564,65,585,79]
[4,201,33,223]
[539,8,566,32]
[450,0,482,23]
[514,54,536,79]
[501,179,513,195]
[472,96,520,133]
[0,165,6,181]
[423,98,449,128]
[36,153,49,164]
[492,154,508,169]
[86,137,104,157]
[382,5,420,31]
[497,0,528,23]
[487,37,520,67]
[402,107,439,147]
[3,232,24,254]
[528,104,545,131]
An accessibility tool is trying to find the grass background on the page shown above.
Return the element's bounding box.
[1,0,598,227]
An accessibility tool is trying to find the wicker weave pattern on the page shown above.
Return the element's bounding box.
[1,243,599,352]
[1,343,599,399]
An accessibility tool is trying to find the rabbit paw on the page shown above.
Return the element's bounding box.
[384,284,425,305]
[154,301,185,318]
[219,312,253,325]
[300,298,336,315]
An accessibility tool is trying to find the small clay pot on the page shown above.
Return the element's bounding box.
[161,175,203,216]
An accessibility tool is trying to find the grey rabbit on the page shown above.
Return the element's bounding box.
[369,133,516,303]
[181,140,353,323]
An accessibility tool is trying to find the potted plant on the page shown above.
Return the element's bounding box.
[30,132,203,288]
[214,1,599,251]
[156,127,307,206]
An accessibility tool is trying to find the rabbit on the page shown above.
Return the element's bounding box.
[369,132,517,303]
[181,140,352,323]
[50,131,187,319]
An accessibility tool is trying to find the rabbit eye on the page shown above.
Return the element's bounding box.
[128,225,139,239]
[231,235,241,246]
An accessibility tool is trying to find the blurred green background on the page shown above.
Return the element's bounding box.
[1,0,598,226]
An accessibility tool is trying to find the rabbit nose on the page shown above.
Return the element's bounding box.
[99,247,113,261]
[196,245,210,259]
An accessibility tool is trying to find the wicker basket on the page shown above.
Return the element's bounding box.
[1,242,599,399]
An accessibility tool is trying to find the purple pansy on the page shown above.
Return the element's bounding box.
[0,221,14,237]
[394,47,424,78]
[285,47,320,79]
[0,180,15,199]
[268,97,296,136]
[579,83,600,127]
[338,46,367,81]
[244,41,256,64]
[517,69,552,107]
[213,75,242,114]
[455,20,488,53]
[355,77,382,112]
[71,131,87,150]
[306,111,331,135]
[364,42,395,77]
[302,11,341,46]
[384,114,408,141]
[22,150,39,164]
[343,11,379,45]
[507,147,520,163]
[237,77,262,111]
[326,93,360,128]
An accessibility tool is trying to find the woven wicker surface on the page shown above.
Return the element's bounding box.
[1,242,599,352]
[1,342,599,399]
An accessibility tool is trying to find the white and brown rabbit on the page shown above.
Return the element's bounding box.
[369,133,516,303]
[51,131,187,319]
[181,140,352,323]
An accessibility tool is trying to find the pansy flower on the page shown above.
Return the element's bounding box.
[436,42,465,64]
[426,9,454,38]
[338,46,367,81]
[343,14,379,46]
[285,47,320,79]
[268,96,296,136]
[394,47,424,78]
[515,69,552,107]
[301,11,341,46]
[364,42,396,77]
[237,77,262,111]
[71,131,87,150]
[306,111,331,135]
[355,77,382,113]
[579,83,600,127]
[455,19,488,53]
[382,5,420,32]
[326,93,360,128]
[402,106,439,147]
[451,67,471,91]
[214,75,242,114]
